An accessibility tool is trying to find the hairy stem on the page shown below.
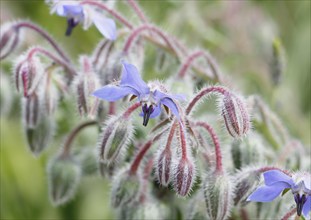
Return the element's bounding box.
[122,102,141,118]
[129,128,168,175]
[61,120,98,158]
[281,207,297,220]
[127,0,148,23]
[123,24,179,57]
[195,121,223,173]
[14,21,70,62]
[257,166,292,176]
[178,50,221,81]
[186,86,229,115]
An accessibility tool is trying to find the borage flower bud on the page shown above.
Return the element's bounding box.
[0,22,20,59]
[111,168,142,208]
[156,147,173,186]
[204,172,233,220]
[221,92,250,138]
[74,56,100,118]
[97,115,133,164]
[173,157,195,197]
[22,94,41,128]
[47,155,81,206]
[74,148,98,176]
[233,167,261,206]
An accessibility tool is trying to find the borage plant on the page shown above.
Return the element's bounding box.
[1,1,310,219]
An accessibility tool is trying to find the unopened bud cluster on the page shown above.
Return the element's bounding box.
[1,1,308,220]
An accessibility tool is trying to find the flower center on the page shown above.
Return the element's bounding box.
[294,193,307,216]
[142,103,154,126]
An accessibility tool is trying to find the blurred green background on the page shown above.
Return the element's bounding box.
[1,0,310,219]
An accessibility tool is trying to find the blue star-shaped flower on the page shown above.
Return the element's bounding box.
[247,170,311,218]
[93,61,184,126]
[51,1,116,40]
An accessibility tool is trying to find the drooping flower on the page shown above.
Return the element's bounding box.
[247,170,311,217]
[49,0,117,40]
[93,61,184,126]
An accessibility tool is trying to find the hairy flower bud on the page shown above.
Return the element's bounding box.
[156,147,173,186]
[221,92,250,138]
[74,148,98,176]
[22,95,41,128]
[231,137,262,170]
[204,172,233,220]
[47,155,81,206]
[99,161,116,179]
[0,22,20,59]
[98,116,133,164]
[173,158,196,196]
[233,167,261,206]
[111,168,142,208]
[74,56,100,118]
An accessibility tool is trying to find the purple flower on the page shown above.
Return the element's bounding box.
[50,1,116,40]
[247,170,311,217]
[93,61,183,126]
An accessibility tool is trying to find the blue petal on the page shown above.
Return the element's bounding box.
[247,182,289,202]
[150,104,162,118]
[92,85,137,101]
[303,196,311,218]
[161,98,180,119]
[92,15,117,41]
[264,170,294,187]
[63,5,83,16]
[120,62,149,95]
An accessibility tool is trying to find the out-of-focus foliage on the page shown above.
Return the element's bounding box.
[1,1,310,219]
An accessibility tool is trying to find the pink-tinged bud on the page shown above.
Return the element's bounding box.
[204,172,233,220]
[0,22,20,60]
[47,155,81,206]
[74,56,100,118]
[22,95,41,128]
[233,167,261,206]
[14,55,44,97]
[156,147,173,186]
[173,158,196,196]
[98,116,133,164]
[221,92,250,138]
[111,168,142,208]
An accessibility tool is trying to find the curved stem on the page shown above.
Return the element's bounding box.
[61,120,98,158]
[127,0,148,23]
[123,24,179,57]
[27,47,75,76]
[195,121,223,173]
[281,207,297,220]
[129,128,168,175]
[178,50,221,81]
[186,86,229,115]
[81,0,133,29]
[257,166,292,176]
[178,120,188,160]
[92,40,114,68]
[14,21,70,62]
[122,102,141,118]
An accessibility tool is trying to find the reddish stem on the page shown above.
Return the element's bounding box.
[123,24,178,55]
[179,121,188,160]
[281,207,297,220]
[122,102,141,118]
[186,86,229,115]
[127,0,148,23]
[108,102,116,115]
[129,128,168,175]
[61,120,98,158]
[257,166,292,176]
[14,21,70,62]
[178,50,221,81]
[195,121,223,173]
[81,0,133,29]
[27,47,75,76]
